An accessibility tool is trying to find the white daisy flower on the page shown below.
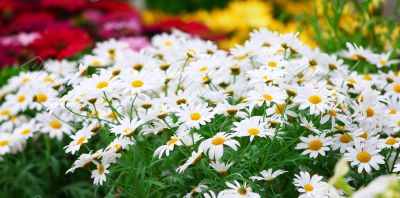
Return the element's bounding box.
[176,150,203,173]
[199,132,240,160]
[176,103,215,129]
[209,161,234,176]
[295,86,331,115]
[232,116,274,141]
[344,140,385,173]
[64,126,95,154]
[295,132,333,158]
[91,162,110,186]
[250,169,287,182]
[293,171,328,198]
[154,135,182,158]
[219,180,260,198]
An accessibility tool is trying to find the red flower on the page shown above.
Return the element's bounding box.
[32,27,91,60]
[4,11,56,34]
[40,0,87,12]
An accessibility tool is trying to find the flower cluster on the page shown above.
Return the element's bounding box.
[1,28,400,197]
[0,0,146,67]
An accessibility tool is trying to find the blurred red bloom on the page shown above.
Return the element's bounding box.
[40,0,87,12]
[32,27,91,60]
[4,11,56,34]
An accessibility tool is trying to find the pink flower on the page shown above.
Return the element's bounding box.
[119,37,150,51]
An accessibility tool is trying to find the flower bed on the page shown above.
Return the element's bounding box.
[1,28,399,197]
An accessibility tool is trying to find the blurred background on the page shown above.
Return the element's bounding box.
[1,0,399,69]
[0,0,399,197]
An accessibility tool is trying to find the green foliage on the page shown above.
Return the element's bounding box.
[0,135,100,198]
[146,0,231,13]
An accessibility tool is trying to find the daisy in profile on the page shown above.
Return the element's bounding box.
[203,190,217,198]
[266,102,297,121]
[106,136,135,153]
[295,132,333,158]
[176,103,215,129]
[154,135,182,158]
[250,169,287,182]
[232,116,274,141]
[91,161,110,186]
[393,163,400,173]
[14,120,36,139]
[183,183,208,198]
[378,136,400,149]
[176,150,203,173]
[209,161,234,176]
[67,152,95,174]
[110,117,145,137]
[0,133,12,155]
[246,85,286,108]
[295,86,331,115]
[293,172,328,198]
[344,140,385,173]
[214,100,247,118]
[65,127,94,154]
[199,132,240,160]
[219,180,260,198]
[299,116,321,134]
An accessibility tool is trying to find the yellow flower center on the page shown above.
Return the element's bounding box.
[247,128,260,135]
[347,79,356,85]
[50,120,62,129]
[366,107,374,117]
[393,84,400,93]
[96,81,109,89]
[190,112,201,121]
[199,66,208,72]
[328,110,337,117]
[268,61,278,67]
[43,76,54,83]
[358,132,368,139]
[21,129,31,135]
[308,140,323,151]
[22,77,30,83]
[76,136,87,145]
[131,80,144,88]
[167,137,179,146]
[1,109,10,116]
[17,95,26,103]
[36,93,48,103]
[275,104,285,114]
[339,134,352,143]
[308,95,322,104]
[357,151,371,163]
[389,109,397,114]
[263,94,273,101]
[0,140,9,147]
[363,74,372,81]
[108,49,115,58]
[98,165,105,175]
[262,75,268,80]
[212,136,225,145]
[164,41,172,47]
[380,59,387,66]
[237,187,247,195]
[304,184,314,192]
[92,60,101,67]
[386,137,398,145]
